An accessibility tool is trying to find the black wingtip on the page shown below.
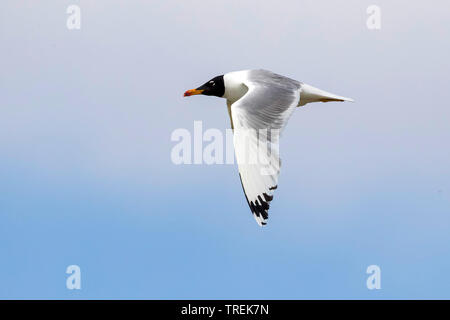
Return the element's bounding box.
[238,173,275,225]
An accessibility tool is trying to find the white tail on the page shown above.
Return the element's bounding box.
[298,83,354,107]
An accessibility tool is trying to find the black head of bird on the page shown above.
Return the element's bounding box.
[184,75,225,98]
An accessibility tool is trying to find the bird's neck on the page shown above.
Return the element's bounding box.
[223,72,249,103]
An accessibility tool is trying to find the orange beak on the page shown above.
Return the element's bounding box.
[184,89,204,97]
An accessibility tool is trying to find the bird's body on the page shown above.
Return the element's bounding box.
[184,69,353,226]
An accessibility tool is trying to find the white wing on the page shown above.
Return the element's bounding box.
[229,70,301,226]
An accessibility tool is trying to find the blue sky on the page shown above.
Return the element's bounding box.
[1,0,450,299]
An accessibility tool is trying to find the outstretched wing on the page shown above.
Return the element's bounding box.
[229,70,301,226]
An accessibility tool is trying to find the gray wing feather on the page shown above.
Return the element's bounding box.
[233,69,301,130]
[229,70,301,226]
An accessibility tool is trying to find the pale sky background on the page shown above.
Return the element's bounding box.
[1,1,450,299]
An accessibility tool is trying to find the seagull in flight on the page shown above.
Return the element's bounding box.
[184,69,353,226]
